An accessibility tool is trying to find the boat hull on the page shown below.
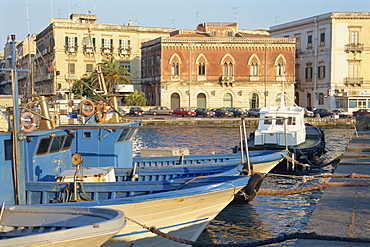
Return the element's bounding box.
[0,206,125,247]
[245,124,326,174]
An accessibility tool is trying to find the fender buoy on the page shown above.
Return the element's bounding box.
[80,99,95,117]
[96,101,107,123]
[20,112,37,133]
[241,173,264,203]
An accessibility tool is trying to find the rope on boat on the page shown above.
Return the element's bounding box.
[279,152,310,167]
[125,216,370,246]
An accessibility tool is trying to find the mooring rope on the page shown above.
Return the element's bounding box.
[279,152,310,167]
[125,216,370,246]
[258,181,370,196]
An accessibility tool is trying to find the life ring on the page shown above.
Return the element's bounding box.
[241,173,264,203]
[96,101,107,123]
[20,112,37,133]
[80,99,95,117]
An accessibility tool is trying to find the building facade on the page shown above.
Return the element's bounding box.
[270,12,370,112]
[141,22,296,109]
[28,14,175,98]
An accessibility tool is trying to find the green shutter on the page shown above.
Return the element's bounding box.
[92,38,95,46]
[65,36,68,45]
[110,39,113,48]
[74,37,77,46]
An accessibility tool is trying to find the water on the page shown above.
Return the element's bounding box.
[132,127,354,245]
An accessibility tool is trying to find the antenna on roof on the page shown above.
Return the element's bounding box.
[233,7,240,22]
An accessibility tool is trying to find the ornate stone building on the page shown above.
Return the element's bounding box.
[270,12,370,112]
[141,22,296,109]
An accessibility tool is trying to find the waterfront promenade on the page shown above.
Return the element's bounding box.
[295,130,370,246]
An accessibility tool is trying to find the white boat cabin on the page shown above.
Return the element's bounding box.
[254,93,306,147]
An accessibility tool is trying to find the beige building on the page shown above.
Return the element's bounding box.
[31,14,175,98]
[270,12,370,112]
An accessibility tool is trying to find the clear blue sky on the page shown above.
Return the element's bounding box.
[0,0,369,43]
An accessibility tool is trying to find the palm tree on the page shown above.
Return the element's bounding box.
[124,90,147,106]
[89,57,132,94]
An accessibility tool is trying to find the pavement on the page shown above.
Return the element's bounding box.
[294,131,370,246]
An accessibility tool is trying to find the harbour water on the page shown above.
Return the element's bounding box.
[132,127,354,245]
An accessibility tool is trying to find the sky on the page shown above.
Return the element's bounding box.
[0,0,369,43]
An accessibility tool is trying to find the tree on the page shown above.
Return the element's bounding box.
[124,90,147,106]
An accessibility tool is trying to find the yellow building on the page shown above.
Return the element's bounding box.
[33,14,175,98]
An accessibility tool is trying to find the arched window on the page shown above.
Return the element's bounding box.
[227,30,233,37]
[198,63,206,75]
[250,63,258,76]
[295,91,300,106]
[250,93,259,109]
[223,62,234,76]
[211,30,216,36]
[171,62,179,75]
[276,63,284,76]
[318,93,324,105]
[170,93,180,109]
[223,93,233,107]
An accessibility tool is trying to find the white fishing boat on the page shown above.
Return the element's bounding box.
[237,92,326,174]
[0,205,125,247]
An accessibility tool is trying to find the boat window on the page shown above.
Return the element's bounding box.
[36,138,52,155]
[117,129,130,142]
[83,132,91,138]
[63,134,74,150]
[276,119,284,125]
[264,117,272,125]
[49,135,66,153]
[288,117,296,125]
[4,140,12,161]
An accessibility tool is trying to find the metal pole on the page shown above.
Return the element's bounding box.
[242,117,251,175]
[239,124,244,164]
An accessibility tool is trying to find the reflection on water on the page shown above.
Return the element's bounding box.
[132,127,354,245]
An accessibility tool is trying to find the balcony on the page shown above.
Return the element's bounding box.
[197,75,207,81]
[65,46,78,54]
[65,74,78,80]
[345,43,364,53]
[83,46,95,54]
[101,47,113,54]
[119,47,131,55]
[221,76,234,82]
[345,77,363,85]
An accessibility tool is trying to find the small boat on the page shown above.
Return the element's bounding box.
[0,205,125,247]
[235,93,326,174]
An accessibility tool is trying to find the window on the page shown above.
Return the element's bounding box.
[49,136,65,153]
[171,62,179,75]
[250,63,258,76]
[102,38,113,48]
[318,93,324,105]
[155,54,160,75]
[349,99,357,108]
[150,56,154,76]
[305,66,313,80]
[84,36,95,47]
[36,138,52,155]
[318,66,325,79]
[349,63,359,78]
[62,134,74,150]
[223,62,234,76]
[211,30,216,36]
[227,30,233,37]
[119,39,130,49]
[307,34,312,48]
[276,63,284,76]
[65,36,77,47]
[320,32,325,46]
[86,63,94,73]
[4,140,12,161]
[198,63,206,75]
[351,31,359,44]
[83,132,91,138]
[68,63,75,74]
[295,34,301,50]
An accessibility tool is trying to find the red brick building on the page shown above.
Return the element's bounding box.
[141,22,296,109]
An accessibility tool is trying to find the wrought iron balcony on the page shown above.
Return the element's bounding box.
[345,77,363,85]
[345,43,364,52]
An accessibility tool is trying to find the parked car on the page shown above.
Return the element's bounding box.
[128,107,144,116]
[227,107,248,117]
[332,108,352,118]
[313,109,335,118]
[211,108,234,117]
[195,108,215,117]
[149,106,173,115]
[247,108,260,117]
[119,106,131,116]
[304,108,314,117]
[173,108,196,117]
[352,108,370,117]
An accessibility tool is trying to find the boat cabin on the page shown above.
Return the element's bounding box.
[254,94,306,147]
